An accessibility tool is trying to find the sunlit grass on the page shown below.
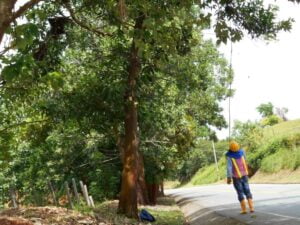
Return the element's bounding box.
[263,119,300,140]
[187,158,226,186]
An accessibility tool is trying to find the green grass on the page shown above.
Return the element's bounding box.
[188,158,226,186]
[263,119,300,140]
[147,208,185,225]
[260,147,300,173]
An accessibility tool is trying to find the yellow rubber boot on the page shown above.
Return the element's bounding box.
[248,198,254,213]
[240,199,247,214]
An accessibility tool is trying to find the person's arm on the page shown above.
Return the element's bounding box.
[227,157,233,184]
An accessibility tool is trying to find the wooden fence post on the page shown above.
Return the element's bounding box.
[89,196,95,208]
[79,181,90,206]
[9,187,18,209]
[72,178,80,203]
[64,181,73,209]
[48,181,57,206]
[83,185,91,207]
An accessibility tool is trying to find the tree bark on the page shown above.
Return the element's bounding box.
[0,0,42,45]
[118,15,144,218]
[136,152,150,205]
[0,0,16,44]
[158,181,165,197]
[147,183,159,205]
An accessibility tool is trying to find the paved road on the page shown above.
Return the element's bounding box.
[166,184,300,225]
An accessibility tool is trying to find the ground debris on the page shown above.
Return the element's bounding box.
[0,207,107,225]
[0,216,34,225]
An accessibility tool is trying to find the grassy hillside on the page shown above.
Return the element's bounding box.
[189,159,226,185]
[263,119,300,139]
[187,119,300,186]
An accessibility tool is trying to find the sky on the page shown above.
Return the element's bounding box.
[212,1,300,139]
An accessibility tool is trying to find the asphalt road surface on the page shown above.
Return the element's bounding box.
[166,184,300,225]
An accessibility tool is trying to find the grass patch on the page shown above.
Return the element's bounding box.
[94,197,186,225]
[188,158,226,185]
[146,208,185,225]
[263,119,300,140]
[73,201,94,215]
[260,147,300,173]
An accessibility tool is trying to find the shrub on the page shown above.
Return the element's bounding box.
[248,134,300,173]
[261,115,283,126]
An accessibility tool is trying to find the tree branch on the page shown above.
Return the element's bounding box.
[0,42,16,56]
[63,0,112,37]
[0,119,50,133]
[11,0,43,22]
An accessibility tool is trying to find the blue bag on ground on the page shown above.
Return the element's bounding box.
[139,209,156,222]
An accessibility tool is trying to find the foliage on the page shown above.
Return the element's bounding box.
[0,6,232,205]
[256,102,274,118]
[261,114,283,126]
[177,140,227,183]
[260,148,300,173]
[139,37,232,184]
[257,103,286,126]
[248,134,300,173]
[231,120,264,150]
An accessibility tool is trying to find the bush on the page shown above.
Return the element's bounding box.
[260,147,300,173]
[261,115,283,126]
[248,134,300,173]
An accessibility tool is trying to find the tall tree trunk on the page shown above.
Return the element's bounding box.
[147,183,159,205]
[118,42,139,218]
[118,14,144,218]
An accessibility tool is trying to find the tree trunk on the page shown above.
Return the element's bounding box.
[147,183,159,205]
[158,181,164,197]
[136,152,150,205]
[0,0,41,46]
[0,0,16,44]
[118,14,144,218]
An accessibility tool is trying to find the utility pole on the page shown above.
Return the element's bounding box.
[212,141,220,181]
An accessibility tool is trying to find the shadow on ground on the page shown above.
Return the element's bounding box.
[169,192,300,225]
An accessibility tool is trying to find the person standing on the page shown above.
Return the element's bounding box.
[226,141,254,214]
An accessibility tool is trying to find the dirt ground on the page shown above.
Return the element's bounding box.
[0,207,105,225]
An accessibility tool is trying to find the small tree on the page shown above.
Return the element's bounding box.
[257,102,274,118]
[276,107,288,121]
